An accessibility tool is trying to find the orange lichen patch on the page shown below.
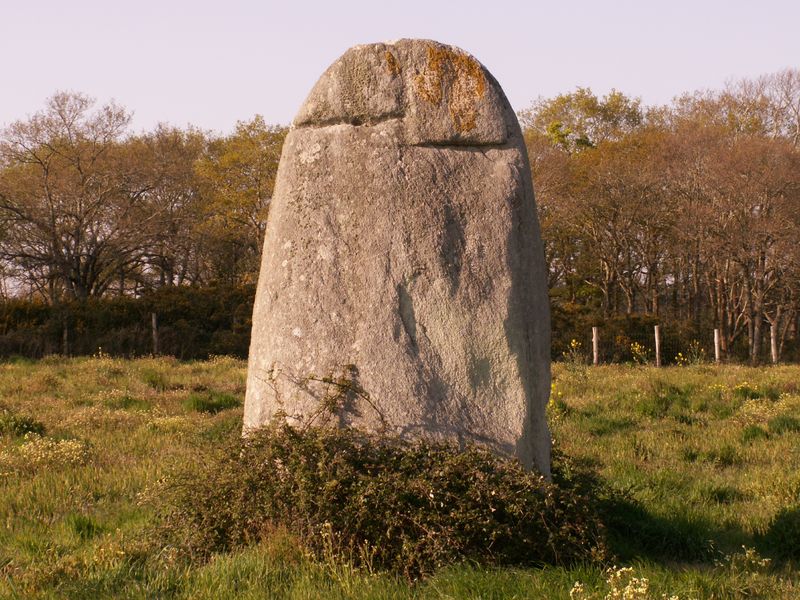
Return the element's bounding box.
[385,51,401,76]
[413,45,487,132]
[414,47,445,106]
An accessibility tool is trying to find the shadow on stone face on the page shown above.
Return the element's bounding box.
[396,281,418,353]
[499,119,551,479]
[439,202,466,294]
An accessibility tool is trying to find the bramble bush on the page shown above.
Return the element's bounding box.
[151,425,609,579]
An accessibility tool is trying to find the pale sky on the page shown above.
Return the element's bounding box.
[1,0,797,134]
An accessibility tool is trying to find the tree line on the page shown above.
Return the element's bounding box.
[1,70,798,363]
[0,92,285,300]
[523,69,800,363]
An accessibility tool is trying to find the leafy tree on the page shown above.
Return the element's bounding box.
[0,92,147,300]
[195,116,286,283]
[520,88,643,153]
[132,125,207,290]
[522,71,800,363]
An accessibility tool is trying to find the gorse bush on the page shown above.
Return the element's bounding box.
[636,381,690,419]
[0,406,46,437]
[103,393,151,411]
[141,368,170,391]
[740,424,769,444]
[768,414,800,434]
[154,425,608,579]
[731,381,780,401]
[183,391,241,414]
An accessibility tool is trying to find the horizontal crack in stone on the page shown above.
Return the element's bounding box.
[295,113,404,130]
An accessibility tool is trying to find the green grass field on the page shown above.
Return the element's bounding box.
[1,356,799,598]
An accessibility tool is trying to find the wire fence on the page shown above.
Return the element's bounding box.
[561,324,787,366]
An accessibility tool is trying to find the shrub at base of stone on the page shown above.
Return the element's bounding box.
[152,426,607,579]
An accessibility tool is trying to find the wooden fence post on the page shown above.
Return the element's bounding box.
[654,325,661,367]
[592,326,599,366]
[151,312,159,356]
[771,323,779,364]
[714,328,721,364]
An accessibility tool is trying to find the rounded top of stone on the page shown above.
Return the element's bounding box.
[293,39,511,146]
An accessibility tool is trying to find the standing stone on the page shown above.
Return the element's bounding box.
[244,39,552,476]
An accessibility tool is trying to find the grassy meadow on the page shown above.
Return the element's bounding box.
[1,355,799,598]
